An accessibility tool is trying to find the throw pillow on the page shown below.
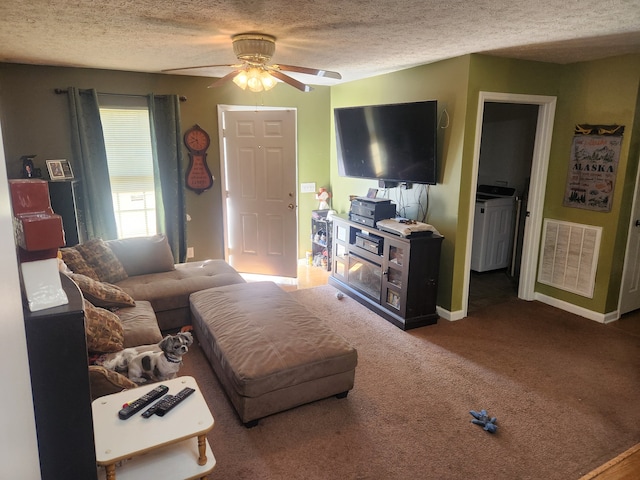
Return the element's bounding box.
[75,238,128,284]
[88,365,136,400]
[106,234,176,276]
[84,299,125,353]
[68,273,135,308]
[60,247,100,280]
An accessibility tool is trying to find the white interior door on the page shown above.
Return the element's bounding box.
[619,159,640,315]
[219,107,298,278]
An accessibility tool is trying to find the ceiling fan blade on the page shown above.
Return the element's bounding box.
[162,63,239,73]
[275,64,342,80]
[207,70,242,88]
[269,70,313,92]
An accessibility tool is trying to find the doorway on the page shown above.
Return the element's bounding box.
[469,102,538,311]
[463,92,557,317]
[217,106,299,279]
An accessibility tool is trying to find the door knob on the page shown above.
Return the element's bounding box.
[288,204,295,210]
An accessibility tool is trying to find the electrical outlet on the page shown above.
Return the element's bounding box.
[187,247,194,259]
[300,182,316,193]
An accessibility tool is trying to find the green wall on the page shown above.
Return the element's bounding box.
[330,56,471,311]
[2,53,639,318]
[537,55,640,313]
[0,63,331,262]
[330,53,640,315]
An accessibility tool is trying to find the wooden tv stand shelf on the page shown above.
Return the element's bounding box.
[328,214,443,330]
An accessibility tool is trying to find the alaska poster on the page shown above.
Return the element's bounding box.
[563,126,623,212]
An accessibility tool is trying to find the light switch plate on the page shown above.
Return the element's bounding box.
[300,182,316,193]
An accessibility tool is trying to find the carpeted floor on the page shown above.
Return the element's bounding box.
[179,284,640,480]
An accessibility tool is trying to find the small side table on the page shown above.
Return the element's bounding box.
[92,376,215,480]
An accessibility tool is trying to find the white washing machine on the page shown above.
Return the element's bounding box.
[471,185,516,272]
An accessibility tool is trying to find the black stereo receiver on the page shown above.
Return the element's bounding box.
[349,197,396,227]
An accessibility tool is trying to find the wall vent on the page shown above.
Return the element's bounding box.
[538,219,602,298]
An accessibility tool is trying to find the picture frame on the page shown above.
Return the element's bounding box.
[46,159,74,181]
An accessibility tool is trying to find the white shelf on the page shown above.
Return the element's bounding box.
[93,376,215,480]
[97,437,215,480]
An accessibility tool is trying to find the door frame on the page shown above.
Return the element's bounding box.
[462,92,557,317]
[217,105,298,273]
[618,154,640,316]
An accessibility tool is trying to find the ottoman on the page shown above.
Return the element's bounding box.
[190,281,358,426]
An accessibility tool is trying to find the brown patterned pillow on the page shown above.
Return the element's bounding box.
[60,247,100,280]
[68,273,135,308]
[75,238,128,283]
[83,299,124,353]
[88,365,136,400]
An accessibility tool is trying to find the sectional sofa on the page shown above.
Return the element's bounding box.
[62,234,357,425]
[59,234,246,398]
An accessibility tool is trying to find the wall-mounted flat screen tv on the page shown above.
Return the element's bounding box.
[334,100,438,185]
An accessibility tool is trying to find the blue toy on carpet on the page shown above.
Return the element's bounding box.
[470,409,498,433]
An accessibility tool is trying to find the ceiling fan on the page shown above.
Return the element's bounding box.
[162,33,342,93]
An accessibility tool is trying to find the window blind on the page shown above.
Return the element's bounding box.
[99,107,156,238]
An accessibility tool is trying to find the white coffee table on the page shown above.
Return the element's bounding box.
[92,376,215,480]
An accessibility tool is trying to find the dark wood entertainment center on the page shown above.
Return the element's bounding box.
[328,214,443,330]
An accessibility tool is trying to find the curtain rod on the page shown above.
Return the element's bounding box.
[54,88,187,102]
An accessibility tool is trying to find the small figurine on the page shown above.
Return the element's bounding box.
[21,155,38,178]
[316,187,331,210]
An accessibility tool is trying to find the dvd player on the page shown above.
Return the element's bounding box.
[355,231,384,255]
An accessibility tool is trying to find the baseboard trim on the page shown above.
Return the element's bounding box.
[534,293,618,324]
[435,297,619,325]
[436,306,465,322]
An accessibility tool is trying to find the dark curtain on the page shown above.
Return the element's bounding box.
[148,94,187,263]
[67,87,118,240]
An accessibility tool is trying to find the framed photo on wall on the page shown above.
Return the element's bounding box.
[46,159,74,181]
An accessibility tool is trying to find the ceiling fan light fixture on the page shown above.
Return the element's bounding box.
[232,70,248,90]
[260,71,277,90]
[234,67,277,92]
[189,32,337,93]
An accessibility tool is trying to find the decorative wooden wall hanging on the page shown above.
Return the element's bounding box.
[184,124,214,194]
[563,124,624,212]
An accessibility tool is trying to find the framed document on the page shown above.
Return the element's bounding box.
[46,159,74,181]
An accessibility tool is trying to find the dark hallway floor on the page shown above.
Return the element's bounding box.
[468,268,518,312]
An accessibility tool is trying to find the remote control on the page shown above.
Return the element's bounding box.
[141,395,174,418]
[118,385,169,420]
[155,387,195,416]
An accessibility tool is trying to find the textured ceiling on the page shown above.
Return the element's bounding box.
[1,0,639,86]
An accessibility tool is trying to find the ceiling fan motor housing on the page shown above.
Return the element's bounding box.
[232,33,276,63]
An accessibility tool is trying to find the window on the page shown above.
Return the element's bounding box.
[99,106,157,238]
